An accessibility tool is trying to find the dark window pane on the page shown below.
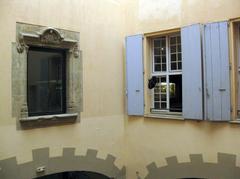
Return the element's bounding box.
[161,94,166,101]
[155,64,161,71]
[154,94,160,101]
[178,44,182,52]
[169,75,182,112]
[178,62,182,69]
[155,56,161,63]
[170,36,176,44]
[154,48,160,55]
[161,38,166,47]
[171,54,176,62]
[154,102,160,109]
[161,102,167,109]
[162,56,166,63]
[177,36,181,43]
[162,64,166,71]
[178,53,182,61]
[171,63,177,70]
[161,47,166,55]
[154,40,161,47]
[27,47,66,116]
[170,45,176,53]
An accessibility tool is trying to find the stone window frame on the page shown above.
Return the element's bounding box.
[12,22,83,129]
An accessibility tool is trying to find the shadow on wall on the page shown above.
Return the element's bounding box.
[34,171,111,179]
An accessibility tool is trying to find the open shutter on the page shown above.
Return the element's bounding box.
[126,35,144,115]
[181,24,203,120]
[204,21,231,121]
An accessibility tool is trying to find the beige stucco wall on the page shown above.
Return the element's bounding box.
[1,0,240,178]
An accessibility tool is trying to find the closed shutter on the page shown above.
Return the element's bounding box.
[181,24,203,120]
[126,35,144,115]
[204,21,231,121]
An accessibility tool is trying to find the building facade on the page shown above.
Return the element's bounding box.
[1,0,240,178]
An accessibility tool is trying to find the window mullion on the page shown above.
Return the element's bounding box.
[166,36,170,111]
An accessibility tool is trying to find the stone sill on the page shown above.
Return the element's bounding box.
[20,113,78,122]
[19,113,78,129]
[144,113,184,120]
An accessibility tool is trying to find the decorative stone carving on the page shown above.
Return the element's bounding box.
[16,27,79,55]
[39,28,64,44]
[69,44,80,58]
[17,33,27,53]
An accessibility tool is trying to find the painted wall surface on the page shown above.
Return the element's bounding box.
[0,0,126,172]
[1,0,240,179]
[124,0,240,178]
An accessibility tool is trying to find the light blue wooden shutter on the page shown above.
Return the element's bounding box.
[204,21,231,121]
[181,24,203,120]
[126,35,144,115]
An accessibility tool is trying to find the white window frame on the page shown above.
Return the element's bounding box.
[237,24,240,116]
[151,33,182,114]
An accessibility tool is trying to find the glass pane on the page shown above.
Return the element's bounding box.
[171,63,177,70]
[154,40,161,47]
[154,48,160,55]
[161,102,167,109]
[153,76,167,110]
[169,75,182,112]
[177,36,181,43]
[161,38,166,47]
[177,44,181,52]
[171,54,176,62]
[178,62,182,70]
[170,36,176,44]
[162,64,166,71]
[161,94,166,101]
[162,56,166,63]
[155,64,161,71]
[154,94,160,101]
[155,56,161,63]
[28,47,66,116]
[170,45,176,53]
[178,53,182,62]
[161,47,166,55]
[154,102,160,109]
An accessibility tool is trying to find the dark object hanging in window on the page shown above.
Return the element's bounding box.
[148,76,158,89]
[27,47,66,116]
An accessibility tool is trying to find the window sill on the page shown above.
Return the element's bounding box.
[19,113,78,129]
[144,113,184,120]
[229,120,240,124]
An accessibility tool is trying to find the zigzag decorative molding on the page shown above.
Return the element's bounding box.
[144,153,240,179]
[0,148,126,179]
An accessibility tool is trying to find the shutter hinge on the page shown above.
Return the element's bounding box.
[230,106,233,112]
[227,22,230,28]
[229,64,232,70]
[143,71,145,75]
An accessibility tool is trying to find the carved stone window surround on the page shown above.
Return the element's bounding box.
[12,22,83,129]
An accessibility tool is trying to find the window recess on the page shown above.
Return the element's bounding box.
[151,34,182,113]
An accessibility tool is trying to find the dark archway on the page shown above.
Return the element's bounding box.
[34,171,111,179]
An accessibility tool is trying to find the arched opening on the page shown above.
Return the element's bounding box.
[34,171,111,179]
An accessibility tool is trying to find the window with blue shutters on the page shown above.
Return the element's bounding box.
[126,21,232,121]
